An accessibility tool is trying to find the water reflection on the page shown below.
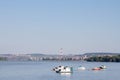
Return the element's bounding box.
[60,73,72,76]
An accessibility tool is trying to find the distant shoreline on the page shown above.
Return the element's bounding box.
[0,53,120,62]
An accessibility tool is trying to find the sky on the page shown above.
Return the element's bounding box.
[0,0,120,54]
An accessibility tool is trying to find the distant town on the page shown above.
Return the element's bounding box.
[0,53,120,62]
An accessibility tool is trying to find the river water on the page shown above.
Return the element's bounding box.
[0,61,120,80]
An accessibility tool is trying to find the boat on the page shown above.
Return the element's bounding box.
[99,65,107,69]
[92,67,101,70]
[92,65,107,70]
[53,66,73,73]
[78,66,86,70]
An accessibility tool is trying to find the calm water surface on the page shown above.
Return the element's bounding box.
[0,61,120,80]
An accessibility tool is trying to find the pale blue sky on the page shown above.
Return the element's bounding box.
[0,0,120,54]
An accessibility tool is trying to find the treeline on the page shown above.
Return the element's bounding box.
[0,57,7,61]
[86,55,120,62]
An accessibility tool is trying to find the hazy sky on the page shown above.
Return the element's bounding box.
[0,0,120,54]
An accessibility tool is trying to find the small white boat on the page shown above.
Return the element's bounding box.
[53,66,73,73]
[99,65,107,69]
[78,66,86,70]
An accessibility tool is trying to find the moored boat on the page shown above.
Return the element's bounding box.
[78,66,86,70]
[92,65,107,70]
[53,66,73,73]
[92,67,101,70]
[99,65,107,69]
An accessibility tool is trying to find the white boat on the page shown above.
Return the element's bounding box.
[53,66,73,73]
[99,65,107,69]
[78,66,86,70]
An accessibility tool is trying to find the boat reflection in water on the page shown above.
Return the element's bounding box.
[60,72,72,76]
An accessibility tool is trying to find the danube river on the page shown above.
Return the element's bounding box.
[0,61,120,80]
